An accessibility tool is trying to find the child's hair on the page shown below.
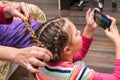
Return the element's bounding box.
[32,17,71,62]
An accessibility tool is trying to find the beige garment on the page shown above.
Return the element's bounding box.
[0,1,47,80]
[0,61,11,80]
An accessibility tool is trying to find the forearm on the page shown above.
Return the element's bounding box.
[93,59,120,80]
[0,46,17,62]
[115,43,120,59]
[93,35,120,79]
[93,45,120,80]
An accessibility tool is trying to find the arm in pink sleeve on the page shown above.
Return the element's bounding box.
[0,6,13,24]
[93,59,120,80]
[73,35,93,61]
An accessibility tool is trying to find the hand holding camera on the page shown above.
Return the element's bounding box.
[94,9,111,29]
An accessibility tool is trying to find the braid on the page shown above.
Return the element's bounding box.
[23,17,47,80]
[36,17,69,62]
[23,17,69,62]
[23,17,46,48]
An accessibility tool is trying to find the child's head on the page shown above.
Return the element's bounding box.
[35,17,82,62]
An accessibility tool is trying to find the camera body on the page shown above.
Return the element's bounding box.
[94,10,111,29]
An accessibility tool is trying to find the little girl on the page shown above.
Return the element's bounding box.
[30,9,120,80]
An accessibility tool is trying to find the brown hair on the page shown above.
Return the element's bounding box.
[34,17,70,62]
[24,17,70,62]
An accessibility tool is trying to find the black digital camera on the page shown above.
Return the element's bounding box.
[94,10,111,29]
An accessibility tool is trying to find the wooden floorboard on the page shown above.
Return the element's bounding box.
[9,0,120,79]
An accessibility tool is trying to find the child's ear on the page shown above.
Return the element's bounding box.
[63,46,72,55]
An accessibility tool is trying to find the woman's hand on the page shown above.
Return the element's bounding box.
[13,46,53,73]
[4,2,29,20]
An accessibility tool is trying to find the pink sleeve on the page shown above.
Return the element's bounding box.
[93,59,120,80]
[73,35,93,61]
[0,6,13,24]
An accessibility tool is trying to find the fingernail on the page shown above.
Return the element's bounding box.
[22,17,28,22]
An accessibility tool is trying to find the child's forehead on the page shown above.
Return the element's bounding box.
[63,18,72,26]
[64,18,75,27]
[63,19,75,33]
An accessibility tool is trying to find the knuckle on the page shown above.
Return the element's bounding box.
[26,66,31,72]
[27,66,36,73]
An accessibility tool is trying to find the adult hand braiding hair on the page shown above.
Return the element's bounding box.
[21,17,53,73]
[0,1,53,77]
[3,2,29,20]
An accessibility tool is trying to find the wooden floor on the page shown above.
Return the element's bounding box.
[10,0,120,79]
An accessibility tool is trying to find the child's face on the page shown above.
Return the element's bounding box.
[63,19,82,55]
